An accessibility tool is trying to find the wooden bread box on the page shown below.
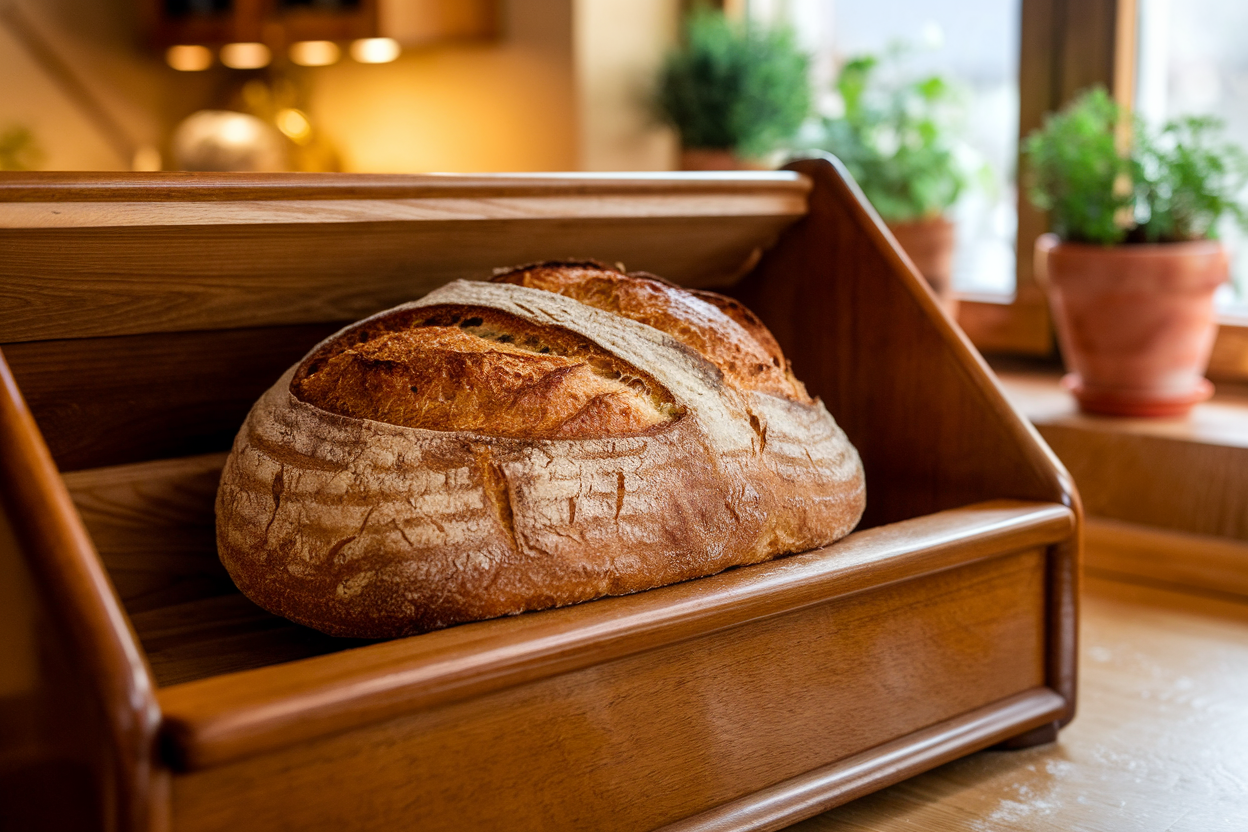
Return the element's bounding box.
[0,159,1080,832]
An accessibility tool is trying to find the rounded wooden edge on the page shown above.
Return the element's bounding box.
[0,171,813,203]
[656,688,1068,832]
[158,501,1075,772]
[781,155,1083,731]
[0,348,163,832]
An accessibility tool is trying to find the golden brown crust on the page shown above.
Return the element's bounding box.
[292,307,680,439]
[216,267,866,638]
[491,261,810,401]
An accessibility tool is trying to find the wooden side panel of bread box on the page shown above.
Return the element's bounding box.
[0,164,1080,832]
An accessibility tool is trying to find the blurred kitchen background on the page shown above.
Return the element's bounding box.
[2,0,1247,303]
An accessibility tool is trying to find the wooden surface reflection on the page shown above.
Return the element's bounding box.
[794,573,1248,831]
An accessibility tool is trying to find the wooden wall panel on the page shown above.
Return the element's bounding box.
[169,551,1047,832]
[0,173,809,344]
[0,216,792,344]
[2,324,341,471]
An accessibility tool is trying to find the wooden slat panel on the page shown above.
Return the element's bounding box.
[62,454,233,615]
[59,451,1072,699]
[62,453,370,687]
[156,500,1073,770]
[3,324,341,471]
[167,549,1048,832]
[0,195,806,228]
[660,688,1066,832]
[0,172,808,344]
[0,216,796,344]
[0,171,811,202]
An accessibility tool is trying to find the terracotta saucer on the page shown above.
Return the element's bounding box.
[1061,374,1213,418]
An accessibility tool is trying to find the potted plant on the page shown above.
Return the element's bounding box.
[817,52,976,312]
[1025,88,1248,417]
[656,9,811,171]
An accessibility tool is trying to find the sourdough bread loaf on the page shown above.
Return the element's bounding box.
[215,262,866,637]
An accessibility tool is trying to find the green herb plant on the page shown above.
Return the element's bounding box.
[656,9,811,160]
[1024,87,1248,245]
[818,51,975,223]
[0,125,43,171]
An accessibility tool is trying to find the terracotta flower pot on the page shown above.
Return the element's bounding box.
[679,148,771,171]
[1037,233,1228,417]
[887,216,958,317]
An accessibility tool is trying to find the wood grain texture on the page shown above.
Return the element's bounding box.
[60,453,370,686]
[792,574,1248,832]
[61,454,232,614]
[998,369,1248,540]
[0,217,796,345]
[0,349,163,832]
[1084,517,1248,601]
[0,195,807,229]
[957,296,1053,356]
[660,689,1066,832]
[732,157,1077,528]
[4,325,342,472]
[0,510,118,832]
[0,169,1083,830]
[167,549,1050,832]
[156,499,1074,770]
[0,171,812,202]
[0,173,808,344]
[1208,317,1248,382]
[733,156,1081,727]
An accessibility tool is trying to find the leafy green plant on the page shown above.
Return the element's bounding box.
[656,9,811,159]
[0,125,43,171]
[1024,87,1248,245]
[817,52,974,223]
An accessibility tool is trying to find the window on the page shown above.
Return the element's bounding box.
[732,0,1248,376]
[780,0,1022,296]
[1136,0,1248,315]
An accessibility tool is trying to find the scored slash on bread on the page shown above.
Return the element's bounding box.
[292,304,682,439]
[216,261,866,638]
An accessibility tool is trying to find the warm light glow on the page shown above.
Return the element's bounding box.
[218,115,255,145]
[276,108,313,144]
[350,38,401,64]
[289,40,340,67]
[172,111,289,172]
[132,146,162,171]
[220,42,271,70]
[166,45,212,72]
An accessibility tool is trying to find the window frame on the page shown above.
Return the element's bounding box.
[956,0,1124,356]
[957,0,1248,384]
